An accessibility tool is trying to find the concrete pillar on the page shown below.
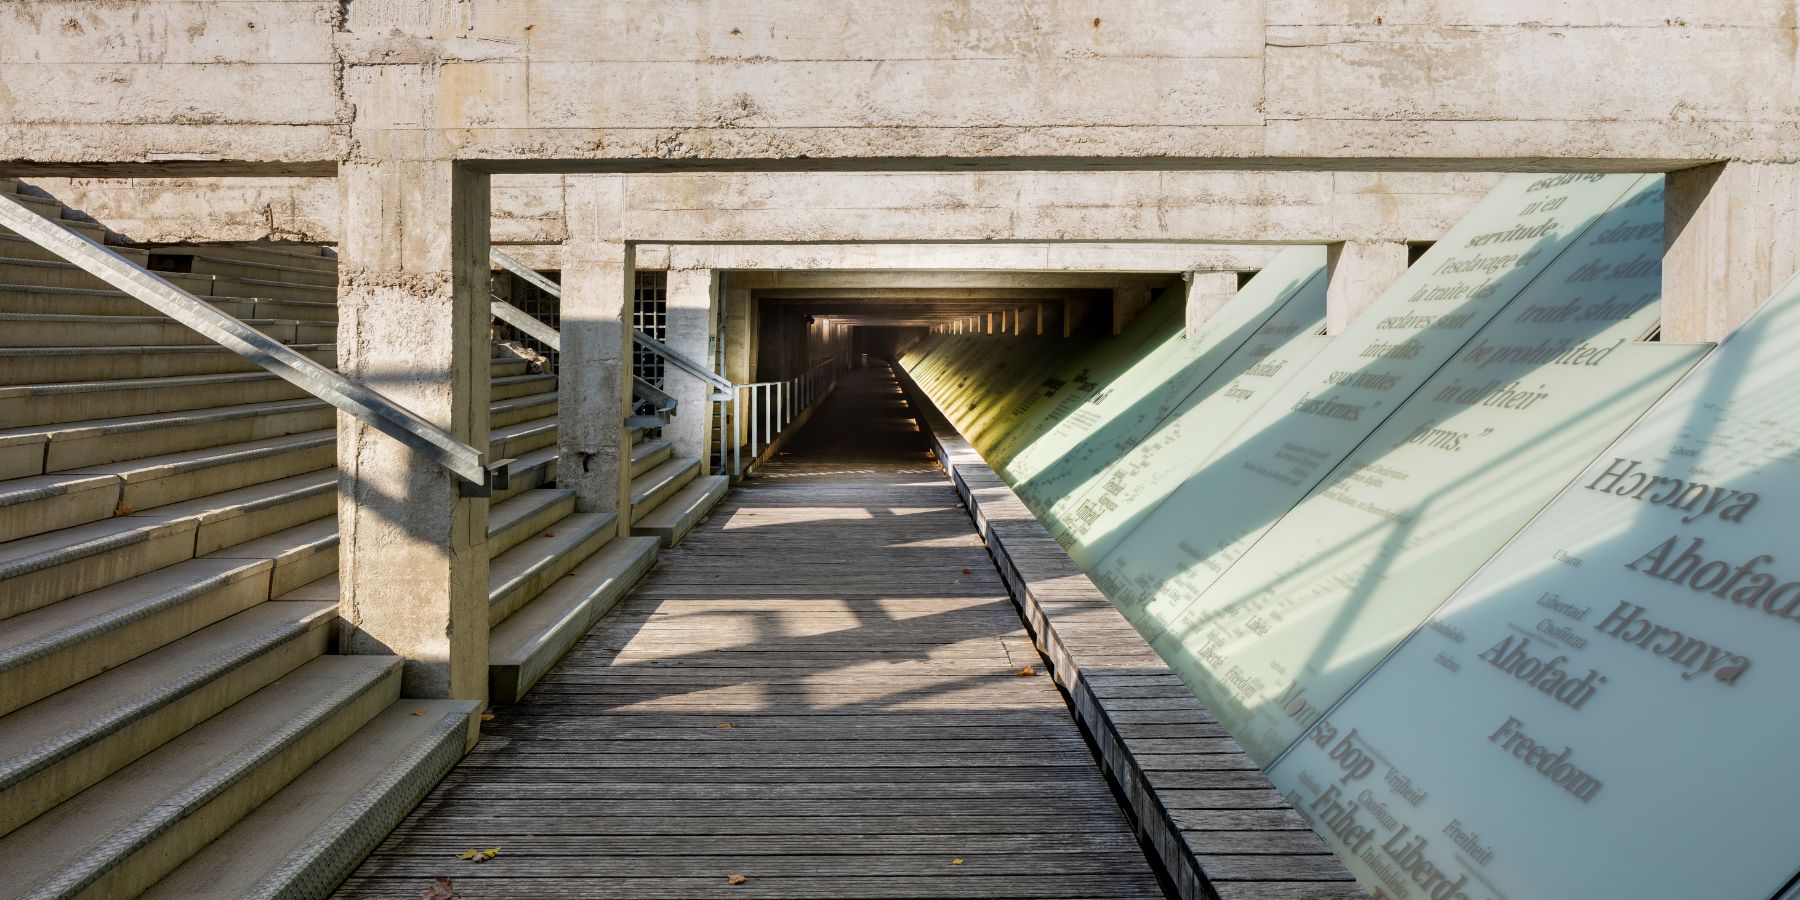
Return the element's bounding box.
[665,268,719,461]
[1064,298,1094,337]
[335,159,490,701]
[1017,304,1037,335]
[1112,284,1152,334]
[1041,301,1064,336]
[1326,241,1409,334]
[722,286,754,447]
[1664,161,1800,342]
[1184,271,1240,336]
[557,179,634,533]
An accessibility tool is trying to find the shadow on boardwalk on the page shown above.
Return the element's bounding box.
[336,366,1165,899]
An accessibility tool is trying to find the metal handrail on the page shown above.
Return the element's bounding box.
[488,247,734,394]
[491,296,560,351]
[0,191,506,492]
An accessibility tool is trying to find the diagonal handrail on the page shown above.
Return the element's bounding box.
[490,296,560,351]
[489,247,735,393]
[0,192,502,490]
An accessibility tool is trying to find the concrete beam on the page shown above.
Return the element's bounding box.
[335,159,490,702]
[1664,161,1800,342]
[1184,271,1241,336]
[1325,240,1410,334]
[21,171,1496,247]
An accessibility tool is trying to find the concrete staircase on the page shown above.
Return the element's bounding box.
[0,179,726,897]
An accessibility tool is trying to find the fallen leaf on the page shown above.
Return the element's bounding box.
[960,567,972,575]
[727,873,748,885]
[480,713,495,722]
[114,501,133,517]
[951,858,965,865]
[717,722,734,729]
[412,710,426,717]
[1017,665,1036,677]
[455,850,478,861]
[422,877,455,900]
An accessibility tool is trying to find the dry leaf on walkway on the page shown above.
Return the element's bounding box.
[480,713,495,722]
[422,877,455,900]
[114,501,133,517]
[727,873,748,885]
[412,710,426,716]
[951,858,965,865]
[961,567,972,575]
[717,722,734,729]
[1017,665,1036,677]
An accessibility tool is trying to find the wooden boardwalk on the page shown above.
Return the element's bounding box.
[338,366,1167,899]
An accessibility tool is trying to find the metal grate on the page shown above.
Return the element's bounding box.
[634,271,667,387]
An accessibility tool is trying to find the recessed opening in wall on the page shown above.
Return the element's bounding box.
[1237,270,1260,289]
[1407,241,1435,266]
[634,270,667,387]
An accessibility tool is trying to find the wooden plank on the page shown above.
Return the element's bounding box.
[338,367,1166,899]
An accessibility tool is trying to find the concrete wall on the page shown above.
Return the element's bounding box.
[4,2,1794,171]
[21,171,1499,246]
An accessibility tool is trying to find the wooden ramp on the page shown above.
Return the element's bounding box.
[336,366,1166,899]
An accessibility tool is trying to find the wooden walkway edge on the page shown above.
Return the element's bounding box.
[892,363,1368,900]
[336,365,1168,899]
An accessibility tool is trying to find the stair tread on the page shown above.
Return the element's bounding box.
[630,456,701,506]
[139,699,473,900]
[133,468,335,524]
[490,536,659,666]
[488,511,617,604]
[630,437,671,464]
[0,514,191,578]
[0,398,330,443]
[0,556,270,673]
[0,343,333,358]
[0,370,283,399]
[0,601,336,789]
[487,487,574,540]
[0,653,397,899]
[70,429,332,483]
[204,514,337,564]
[634,474,729,540]
[0,471,116,508]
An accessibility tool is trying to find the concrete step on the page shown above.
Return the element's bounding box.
[0,557,273,719]
[0,255,213,294]
[0,652,399,899]
[0,433,332,544]
[489,415,557,460]
[487,511,616,627]
[0,398,333,480]
[144,244,338,273]
[0,372,312,429]
[0,471,335,619]
[0,311,335,348]
[209,276,336,305]
[489,535,659,704]
[140,699,473,900]
[490,390,558,429]
[0,232,147,267]
[629,437,673,478]
[0,284,337,321]
[0,343,336,386]
[491,444,558,504]
[491,372,556,401]
[158,253,338,288]
[632,473,730,548]
[0,600,336,840]
[0,191,107,242]
[205,515,339,599]
[487,487,575,557]
[629,456,701,525]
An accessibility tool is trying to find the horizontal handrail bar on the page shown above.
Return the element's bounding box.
[490,296,560,351]
[0,191,498,489]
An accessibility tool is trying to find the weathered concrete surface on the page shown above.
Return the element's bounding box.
[555,182,634,532]
[4,2,1794,171]
[663,268,718,461]
[1326,239,1410,333]
[335,159,490,702]
[1665,161,1800,342]
[1184,270,1241,335]
[19,171,1499,246]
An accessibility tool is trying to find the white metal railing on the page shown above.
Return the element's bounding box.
[0,191,513,494]
[488,248,842,478]
[714,357,844,477]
